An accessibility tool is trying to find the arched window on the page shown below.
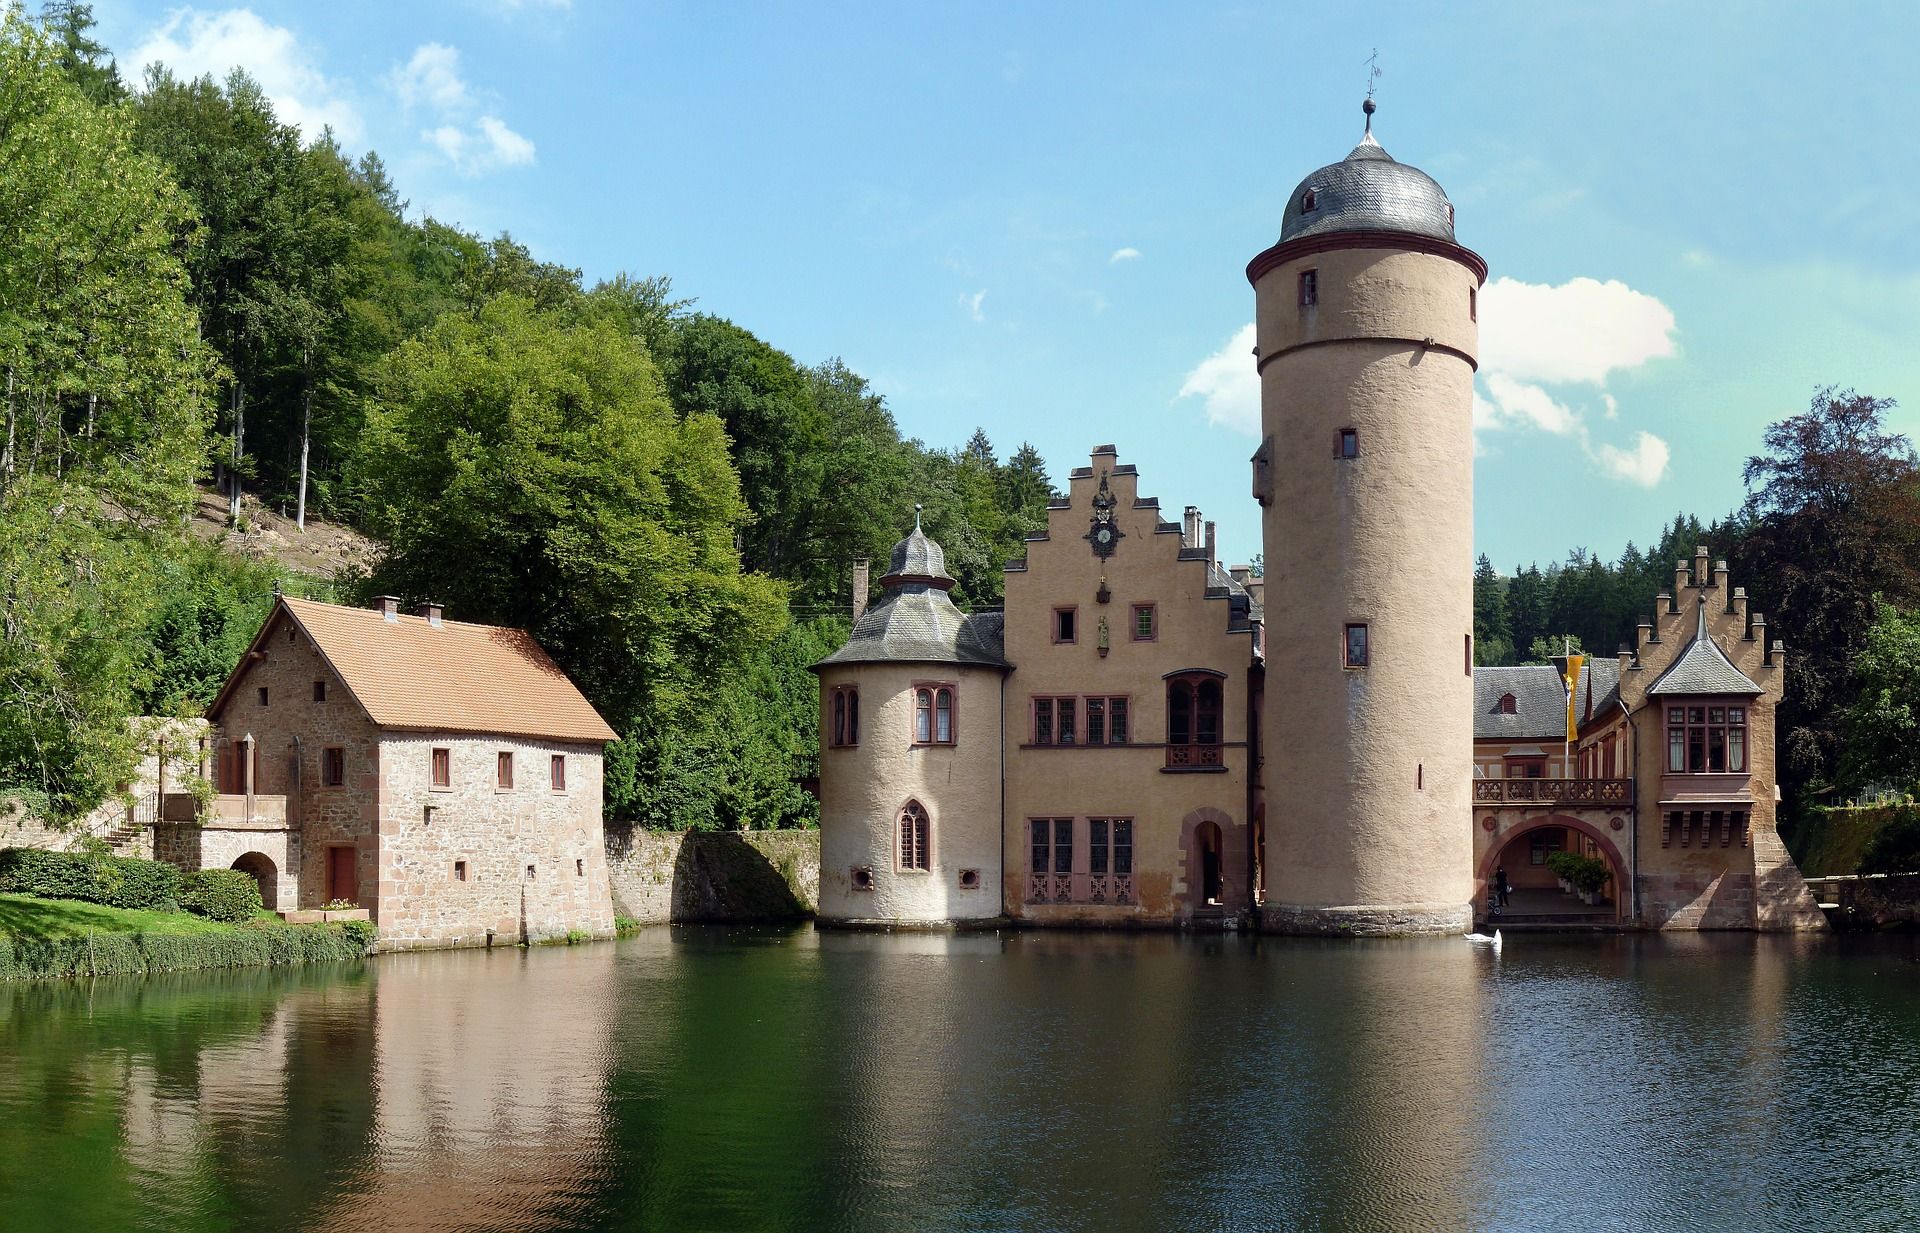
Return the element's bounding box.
[913,683,956,746]
[1165,672,1225,769]
[898,801,931,871]
[829,685,859,747]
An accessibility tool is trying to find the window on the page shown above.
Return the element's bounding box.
[1166,674,1223,767]
[1299,268,1318,307]
[1301,187,1317,212]
[829,685,859,748]
[1465,634,1473,675]
[257,686,269,707]
[526,864,536,880]
[576,858,585,877]
[1529,829,1563,865]
[1132,604,1156,641]
[497,751,514,789]
[312,680,327,702]
[1498,693,1517,715]
[550,754,567,791]
[1336,428,1358,459]
[1506,758,1546,779]
[322,747,345,787]
[1085,696,1130,745]
[898,801,931,871]
[1667,704,1747,773]
[1030,818,1073,876]
[454,860,467,882]
[1053,607,1077,644]
[430,747,451,789]
[1032,697,1078,746]
[1469,285,1477,321]
[914,685,956,745]
[1344,623,1370,668]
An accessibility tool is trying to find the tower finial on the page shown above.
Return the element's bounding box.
[1363,48,1380,133]
[914,502,924,532]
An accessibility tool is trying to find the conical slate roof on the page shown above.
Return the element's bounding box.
[1277,103,1459,246]
[1648,602,1764,697]
[815,514,1007,670]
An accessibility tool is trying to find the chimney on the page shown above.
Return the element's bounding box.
[1204,520,1217,564]
[1229,566,1250,586]
[375,596,400,623]
[1673,560,1689,600]
[418,602,443,628]
[1183,506,1201,548]
[851,558,871,623]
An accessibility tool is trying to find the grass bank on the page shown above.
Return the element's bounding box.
[0,893,373,981]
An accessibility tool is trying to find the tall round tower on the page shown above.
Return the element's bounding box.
[1250,102,1485,935]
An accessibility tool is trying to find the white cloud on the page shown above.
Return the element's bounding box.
[1592,432,1671,488]
[1109,247,1142,264]
[1176,323,1259,434]
[391,43,535,175]
[961,290,987,322]
[1477,276,1676,385]
[129,8,361,143]
[1482,373,1581,436]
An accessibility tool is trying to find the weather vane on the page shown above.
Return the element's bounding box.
[1363,49,1381,132]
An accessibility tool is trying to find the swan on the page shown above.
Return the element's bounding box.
[1465,928,1503,951]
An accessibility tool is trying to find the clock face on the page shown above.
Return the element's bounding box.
[1088,521,1121,558]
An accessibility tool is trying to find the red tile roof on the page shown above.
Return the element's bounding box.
[212,597,618,744]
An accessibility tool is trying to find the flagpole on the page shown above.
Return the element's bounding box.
[1564,635,1572,779]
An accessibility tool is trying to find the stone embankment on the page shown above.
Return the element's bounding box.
[603,826,818,924]
[1803,873,1920,930]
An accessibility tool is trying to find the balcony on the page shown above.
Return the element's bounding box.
[1473,778,1634,808]
[1163,743,1225,772]
[159,792,290,829]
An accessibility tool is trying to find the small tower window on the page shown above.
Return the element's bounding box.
[1053,607,1077,644]
[898,800,932,871]
[1298,269,1318,307]
[829,685,859,748]
[1344,623,1370,668]
[1301,187,1317,212]
[312,680,327,702]
[1446,203,1456,227]
[913,685,956,746]
[1336,428,1358,459]
[1469,285,1477,322]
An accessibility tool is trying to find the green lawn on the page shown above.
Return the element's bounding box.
[0,893,244,941]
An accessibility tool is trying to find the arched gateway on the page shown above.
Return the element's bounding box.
[1478,814,1627,923]
[232,851,278,910]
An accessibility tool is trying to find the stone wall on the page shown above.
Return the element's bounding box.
[604,826,818,924]
[1804,873,1920,930]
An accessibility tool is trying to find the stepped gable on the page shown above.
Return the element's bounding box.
[1648,601,1764,697]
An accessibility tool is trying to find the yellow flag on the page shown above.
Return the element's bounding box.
[1563,653,1586,740]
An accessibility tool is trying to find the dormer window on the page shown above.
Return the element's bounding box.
[1301,187,1317,212]
[1446,203,1455,227]
[1498,693,1517,715]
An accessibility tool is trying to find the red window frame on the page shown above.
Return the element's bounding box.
[1030,817,1074,876]
[430,747,451,789]
[1165,673,1224,752]
[1085,695,1131,745]
[828,685,859,748]
[497,751,514,789]
[321,747,345,787]
[1498,693,1517,715]
[550,754,567,792]
[1666,704,1747,773]
[1032,696,1079,746]
[898,800,931,872]
[1132,604,1156,641]
[913,683,957,746]
[1053,606,1078,644]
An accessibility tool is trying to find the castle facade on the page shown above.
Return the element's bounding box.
[814,107,1826,934]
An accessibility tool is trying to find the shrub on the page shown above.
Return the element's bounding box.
[0,921,374,981]
[0,847,182,911]
[1860,806,1920,876]
[180,869,264,922]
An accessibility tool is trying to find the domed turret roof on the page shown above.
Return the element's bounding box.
[1276,102,1458,246]
[815,509,1007,670]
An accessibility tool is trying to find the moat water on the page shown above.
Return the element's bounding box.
[3,928,1919,1232]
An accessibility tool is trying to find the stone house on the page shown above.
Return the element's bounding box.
[156,595,618,949]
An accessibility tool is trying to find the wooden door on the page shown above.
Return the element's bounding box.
[327,846,358,905]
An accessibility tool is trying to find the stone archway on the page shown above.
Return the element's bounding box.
[232,851,278,910]
[1179,806,1241,913]
[1478,814,1627,922]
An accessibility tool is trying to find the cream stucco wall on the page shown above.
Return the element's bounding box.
[816,662,1005,923]
[1001,449,1258,924]
[1255,244,1479,934]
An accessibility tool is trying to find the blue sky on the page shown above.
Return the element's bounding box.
[92,1,1920,572]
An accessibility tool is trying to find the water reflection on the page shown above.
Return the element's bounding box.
[3,930,1920,1231]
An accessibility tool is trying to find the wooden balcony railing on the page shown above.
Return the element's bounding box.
[1472,778,1634,807]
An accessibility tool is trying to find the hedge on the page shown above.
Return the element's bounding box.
[0,847,184,912]
[181,868,264,923]
[0,920,374,982]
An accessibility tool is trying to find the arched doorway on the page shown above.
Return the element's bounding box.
[1195,821,1224,906]
[232,852,277,910]
[1480,816,1626,923]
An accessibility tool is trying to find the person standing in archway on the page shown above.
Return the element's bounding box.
[1495,865,1511,908]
